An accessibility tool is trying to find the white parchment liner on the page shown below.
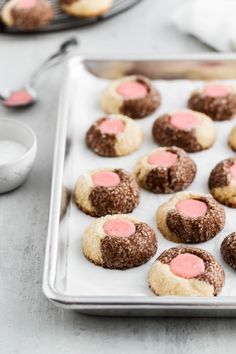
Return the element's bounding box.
[57,60,235,297]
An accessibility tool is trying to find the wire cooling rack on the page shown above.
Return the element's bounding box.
[0,0,143,34]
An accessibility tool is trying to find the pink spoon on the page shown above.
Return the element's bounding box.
[0,37,78,109]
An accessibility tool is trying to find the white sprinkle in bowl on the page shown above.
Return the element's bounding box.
[0,118,37,193]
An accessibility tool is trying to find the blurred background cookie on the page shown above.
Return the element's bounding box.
[74,168,140,217]
[152,110,216,153]
[134,146,196,193]
[188,83,236,121]
[1,0,54,30]
[149,246,225,296]
[228,125,236,151]
[60,0,112,18]
[221,233,236,270]
[209,157,236,207]
[101,75,161,119]
[86,114,143,157]
[83,214,157,269]
[156,191,225,243]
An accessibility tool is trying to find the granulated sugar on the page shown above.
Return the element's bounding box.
[0,140,27,165]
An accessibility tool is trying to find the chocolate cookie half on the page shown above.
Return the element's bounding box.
[152,110,216,152]
[1,0,53,30]
[188,83,236,121]
[101,75,161,119]
[60,0,112,18]
[86,114,143,157]
[209,157,236,207]
[134,146,196,193]
[74,168,140,217]
[221,233,236,270]
[83,215,157,270]
[156,191,225,243]
[149,246,225,296]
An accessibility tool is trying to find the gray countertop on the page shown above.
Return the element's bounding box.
[1,0,236,353]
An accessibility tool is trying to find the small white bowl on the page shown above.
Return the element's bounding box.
[0,118,37,193]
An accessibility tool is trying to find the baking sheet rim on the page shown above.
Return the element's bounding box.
[43,55,236,310]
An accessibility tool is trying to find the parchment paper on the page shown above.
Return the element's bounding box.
[57,60,235,297]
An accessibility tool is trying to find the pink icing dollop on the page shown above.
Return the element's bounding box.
[176,199,208,218]
[147,151,178,167]
[99,119,125,135]
[92,171,120,187]
[4,90,34,107]
[16,0,37,9]
[117,81,147,99]
[230,161,236,179]
[204,84,230,98]
[170,253,205,279]
[103,219,136,237]
[170,112,200,130]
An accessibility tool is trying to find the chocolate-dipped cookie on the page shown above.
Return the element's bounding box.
[228,125,236,151]
[221,233,236,270]
[156,191,225,243]
[86,114,143,157]
[101,75,161,119]
[134,146,196,193]
[188,83,236,121]
[83,215,157,269]
[74,168,140,217]
[149,246,225,296]
[60,0,112,18]
[209,157,236,207]
[152,110,216,152]
[1,0,53,30]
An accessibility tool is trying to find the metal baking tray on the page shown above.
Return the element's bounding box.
[0,0,142,34]
[43,55,236,316]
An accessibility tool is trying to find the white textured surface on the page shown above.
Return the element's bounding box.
[0,0,236,353]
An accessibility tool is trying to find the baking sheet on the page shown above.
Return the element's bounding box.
[56,59,235,298]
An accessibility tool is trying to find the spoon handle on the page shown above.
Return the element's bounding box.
[29,37,79,87]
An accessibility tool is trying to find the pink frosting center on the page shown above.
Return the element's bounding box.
[176,199,208,218]
[16,0,37,9]
[170,112,200,130]
[92,171,120,187]
[117,81,147,99]
[103,219,136,237]
[147,151,178,167]
[170,253,205,279]
[99,119,125,135]
[4,90,33,107]
[230,161,236,179]
[204,84,230,98]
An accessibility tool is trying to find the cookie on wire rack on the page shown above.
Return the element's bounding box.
[1,0,54,30]
[60,0,113,18]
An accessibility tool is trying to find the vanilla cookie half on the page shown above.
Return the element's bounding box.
[188,83,236,121]
[209,157,236,207]
[60,0,112,18]
[74,168,140,217]
[149,246,225,296]
[86,114,143,157]
[101,75,161,119]
[152,110,216,152]
[156,191,225,243]
[134,146,196,193]
[1,0,53,30]
[83,215,157,269]
[228,125,236,151]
